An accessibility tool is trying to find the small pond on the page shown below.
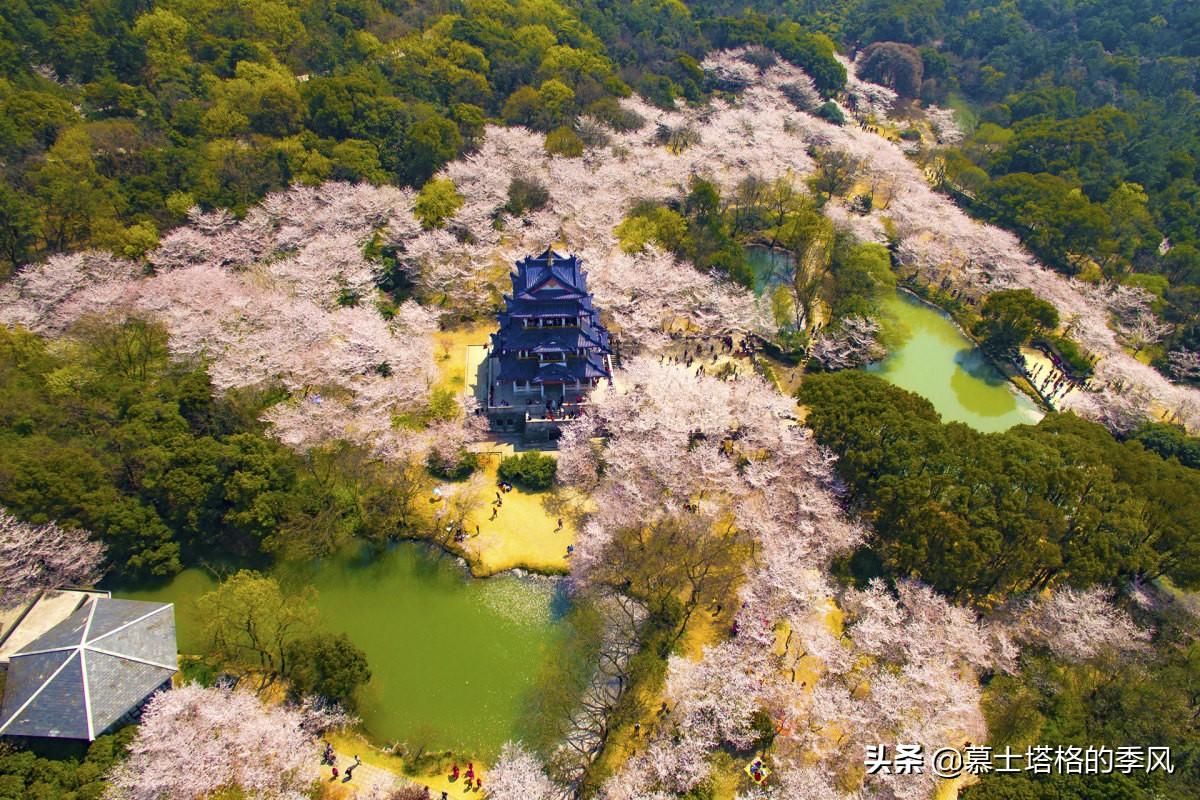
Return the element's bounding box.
[114,542,566,759]
[746,246,1042,432]
[746,245,795,296]
[865,290,1044,432]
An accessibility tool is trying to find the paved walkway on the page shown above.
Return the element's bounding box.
[316,753,402,798]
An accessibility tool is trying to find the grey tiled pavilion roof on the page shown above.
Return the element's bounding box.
[0,598,177,739]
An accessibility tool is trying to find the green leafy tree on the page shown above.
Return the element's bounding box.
[0,727,134,800]
[972,288,1060,356]
[801,372,1200,601]
[285,633,371,706]
[34,127,123,251]
[196,570,319,691]
[0,180,42,275]
[857,41,924,98]
[414,176,463,229]
[982,173,1112,274]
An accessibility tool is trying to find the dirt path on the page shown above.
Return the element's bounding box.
[319,735,492,800]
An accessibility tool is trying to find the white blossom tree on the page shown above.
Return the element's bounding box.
[295,694,359,737]
[487,742,559,800]
[105,684,317,800]
[810,316,886,369]
[1168,349,1200,382]
[6,51,1200,439]
[0,508,105,608]
[1,183,442,460]
[559,358,863,589]
[1004,586,1151,663]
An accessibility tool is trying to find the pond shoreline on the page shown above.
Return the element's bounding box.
[408,533,570,580]
[745,242,1047,415]
[893,283,1054,415]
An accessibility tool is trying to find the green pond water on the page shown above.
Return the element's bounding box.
[865,290,1044,432]
[746,247,1042,432]
[114,543,565,759]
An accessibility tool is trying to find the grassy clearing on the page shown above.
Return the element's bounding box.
[461,455,583,576]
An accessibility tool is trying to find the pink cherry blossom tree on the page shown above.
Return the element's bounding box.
[559,357,863,589]
[1,183,443,460]
[687,50,1200,431]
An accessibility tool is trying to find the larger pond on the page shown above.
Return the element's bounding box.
[114,543,566,759]
[865,290,1043,432]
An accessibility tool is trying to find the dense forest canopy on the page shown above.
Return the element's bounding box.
[836,0,1200,368]
[0,0,850,274]
[2,0,1198,377]
[1,1,1200,799]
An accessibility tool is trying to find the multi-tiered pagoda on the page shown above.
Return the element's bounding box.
[487,248,613,440]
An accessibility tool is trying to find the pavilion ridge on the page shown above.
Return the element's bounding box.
[487,248,613,441]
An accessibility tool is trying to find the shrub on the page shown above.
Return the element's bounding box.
[815,101,845,126]
[544,126,584,157]
[504,178,550,216]
[498,451,557,490]
[426,449,479,481]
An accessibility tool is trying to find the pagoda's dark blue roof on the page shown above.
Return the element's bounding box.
[492,327,608,351]
[512,249,589,296]
[0,598,177,740]
[500,300,592,318]
[497,355,610,382]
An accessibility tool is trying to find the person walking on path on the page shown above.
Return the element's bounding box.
[344,754,361,782]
